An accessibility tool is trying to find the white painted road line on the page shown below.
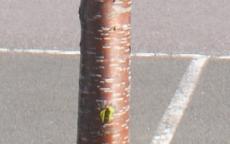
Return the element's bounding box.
[132,53,206,58]
[0,48,80,55]
[0,48,230,59]
[151,56,209,144]
[217,56,230,60]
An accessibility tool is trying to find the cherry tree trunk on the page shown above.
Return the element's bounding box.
[77,0,131,144]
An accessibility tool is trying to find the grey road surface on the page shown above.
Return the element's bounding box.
[0,53,190,144]
[0,54,79,144]
[1,0,230,55]
[172,59,230,144]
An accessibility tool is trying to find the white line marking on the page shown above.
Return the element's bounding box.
[132,53,205,58]
[216,56,230,60]
[0,48,229,59]
[0,48,80,55]
[151,56,209,144]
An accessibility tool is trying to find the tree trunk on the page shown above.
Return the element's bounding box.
[77,0,131,144]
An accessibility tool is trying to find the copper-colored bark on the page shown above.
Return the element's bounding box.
[77,0,131,144]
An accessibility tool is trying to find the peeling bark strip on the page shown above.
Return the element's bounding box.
[77,0,131,144]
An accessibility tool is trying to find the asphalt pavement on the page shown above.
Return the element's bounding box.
[1,0,230,55]
[0,53,190,144]
[0,0,230,144]
[172,59,230,144]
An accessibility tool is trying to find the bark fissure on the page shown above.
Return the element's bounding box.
[77,0,131,143]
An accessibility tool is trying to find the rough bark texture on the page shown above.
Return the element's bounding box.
[77,0,131,144]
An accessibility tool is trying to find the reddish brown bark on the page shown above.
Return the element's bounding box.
[77,0,131,144]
